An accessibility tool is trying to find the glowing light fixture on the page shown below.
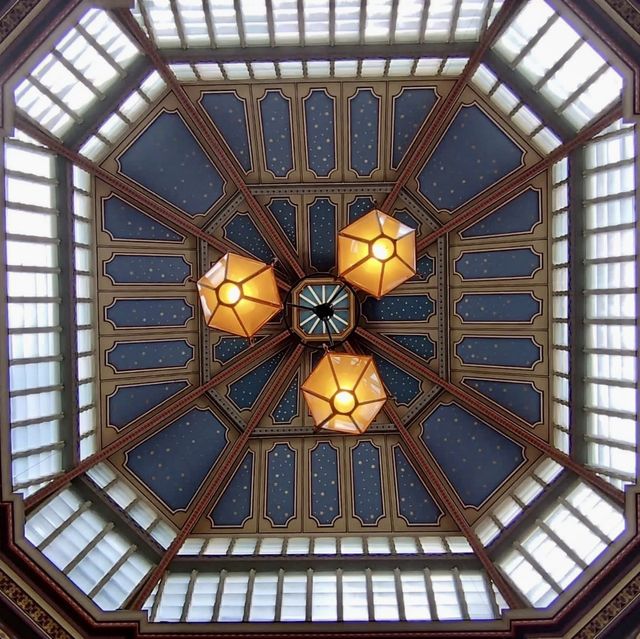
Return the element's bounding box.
[338,209,416,298]
[301,352,387,434]
[197,252,282,338]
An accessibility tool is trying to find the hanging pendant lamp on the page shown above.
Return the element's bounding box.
[338,209,416,298]
[197,252,282,338]
[302,352,387,434]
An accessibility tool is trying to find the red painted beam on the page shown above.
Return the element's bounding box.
[129,343,306,610]
[384,401,526,609]
[356,328,625,507]
[416,102,623,252]
[113,9,305,280]
[381,0,525,212]
[23,331,292,512]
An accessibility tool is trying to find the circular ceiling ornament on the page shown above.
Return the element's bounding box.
[285,276,357,347]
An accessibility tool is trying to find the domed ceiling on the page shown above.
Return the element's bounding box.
[1,0,638,636]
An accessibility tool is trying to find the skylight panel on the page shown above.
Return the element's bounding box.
[311,572,337,621]
[471,64,561,152]
[441,57,469,75]
[251,62,278,79]
[248,573,278,621]
[581,125,637,487]
[454,0,490,41]
[460,572,494,619]
[25,487,152,610]
[170,64,199,82]
[279,60,304,78]
[207,0,242,46]
[387,58,414,76]
[414,57,444,75]
[394,0,423,41]
[218,572,250,621]
[343,572,369,620]
[4,135,66,497]
[424,0,456,42]
[14,9,139,139]
[222,62,250,79]
[494,0,623,129]
[194,63,224,80]
[239,0,270,45]
[333,59,359,77]
[186,574,219,621]
[304,0,330,44]
[175,0,211,46]
[360,59,387,77]
[334,0,360,43]
[431,571,462,620]
[499,481,625,607]
[494,0,554,63]
[138,2,181,46]
[365,0,393,44]
[272,0,301,45]
[306,60,331,77]
[371,571,399,620]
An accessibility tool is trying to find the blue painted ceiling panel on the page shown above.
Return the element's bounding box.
[421,403,525,508]
[125,407,228,511]
[118,111,225,216]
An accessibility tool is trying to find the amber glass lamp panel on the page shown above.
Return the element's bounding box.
[197,252,282,337]
[302,352,387,434]
[338,209,416,298]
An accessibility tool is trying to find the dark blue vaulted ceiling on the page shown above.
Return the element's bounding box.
[95,76,550,538]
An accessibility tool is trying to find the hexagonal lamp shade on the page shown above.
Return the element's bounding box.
[302,352,387,434]
[338,209,416,298]
[197,252,282,338]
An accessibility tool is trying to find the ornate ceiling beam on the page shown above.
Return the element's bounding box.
[415,102,623,252]
[383,400,527,610]
[341,342,524,608]
[157,41,477,64]
[129,343,306,610]
[112,9,305,280]
[355,328,625,507]
[22,331,292,512]
[381,0,525,212]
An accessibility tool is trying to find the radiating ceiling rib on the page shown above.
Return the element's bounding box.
[338,342,521,606]
[23,331,292,512]
[382,0,524,211]
[129,344,306,611]
[113,8,305,279]
[415,102,624,252]
[355,328,625,507]
[383,400,526,609]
